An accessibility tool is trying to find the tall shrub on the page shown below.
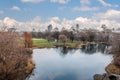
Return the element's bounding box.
[23,32,33,48]
[0,32,30,80]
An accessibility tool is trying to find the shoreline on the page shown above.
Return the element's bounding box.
[32,41,107,49]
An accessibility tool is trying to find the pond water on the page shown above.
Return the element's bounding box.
[27,44,112,80]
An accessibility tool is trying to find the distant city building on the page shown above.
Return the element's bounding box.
[61,27,66,31]
[32,28,36,32]
[112,28,115,31]
[113,28,120,33]
[76,24,80,32]
[48,24,52,32]
[101,24,107,31]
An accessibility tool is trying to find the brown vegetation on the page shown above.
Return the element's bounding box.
[110,33,120,54]
[109,33,120,66]
[106,64,120,75]
[59,34,67,46]
[0,31,34,80]
[113,55,120,67]
[23,32,33,48]
[106,33,120,75]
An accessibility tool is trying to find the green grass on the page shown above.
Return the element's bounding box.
[67,42,76,47]
[33,38,54,47]
[33,38,78,48]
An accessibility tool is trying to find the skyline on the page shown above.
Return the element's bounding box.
[0,0,120,31]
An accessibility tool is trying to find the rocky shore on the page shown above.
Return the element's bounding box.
[94,73,120,80]
[94,63,120,80]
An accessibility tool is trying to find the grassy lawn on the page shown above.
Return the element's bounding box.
[33,38,54,47]
[33,38,77,48]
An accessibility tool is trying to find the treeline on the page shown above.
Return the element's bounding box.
[30,29,120,67]
[30,30,110,43]
[30,29,120,54]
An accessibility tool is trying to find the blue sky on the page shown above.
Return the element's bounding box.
[0,0,120,31]
[0,0,120,21]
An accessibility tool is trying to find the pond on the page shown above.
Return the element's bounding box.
[27,44,112,80]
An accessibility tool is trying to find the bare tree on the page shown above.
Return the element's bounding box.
[52,31,59,42]
[80,32,88,43]
[86,30,96,42]
[0,31,33,80]
[0,24,7,32]
[110,33,120,54]
[59,34,67,46]
[109,33,120,67]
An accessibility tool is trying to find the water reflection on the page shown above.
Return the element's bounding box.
[55,47,77,57]
[55,44,109,57]
[27,44,112,80]
[81,44,107,54]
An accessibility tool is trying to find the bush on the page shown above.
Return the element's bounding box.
[0,32,33,80]
[59,34,67,46]
[113,55,120,67]
[23,32,33,48]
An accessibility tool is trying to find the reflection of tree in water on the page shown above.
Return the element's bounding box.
[55,44,108,56]
[81,44,107,54]
[26,70,35,80]
[97,44,107,53]
[55,47,76,57]
[81,44,96,54]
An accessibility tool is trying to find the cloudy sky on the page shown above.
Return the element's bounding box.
[0,0,120,31]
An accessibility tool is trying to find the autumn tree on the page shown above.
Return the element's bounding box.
[23,32,33,48]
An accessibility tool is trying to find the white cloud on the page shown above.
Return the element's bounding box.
[98,0,111,7]
[3,17,17,26]
[0,10,4,14]
[93,9,120,22]
[50,0,70,4]
[1,10,120,32]
[74,0,99,12]
[48,17,60,22]
[11,6,21,11]
[73,6,99,11]
[74,17,100,29]
[92,9,120,29]
[80,0,90,6]
[21,0,43,3]
[75,17,89,22]
[32,16,41,22]
[0,17,33,31]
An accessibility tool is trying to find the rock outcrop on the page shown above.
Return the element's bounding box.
[94,73,120,80]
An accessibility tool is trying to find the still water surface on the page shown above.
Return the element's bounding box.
[27,44,112,80]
